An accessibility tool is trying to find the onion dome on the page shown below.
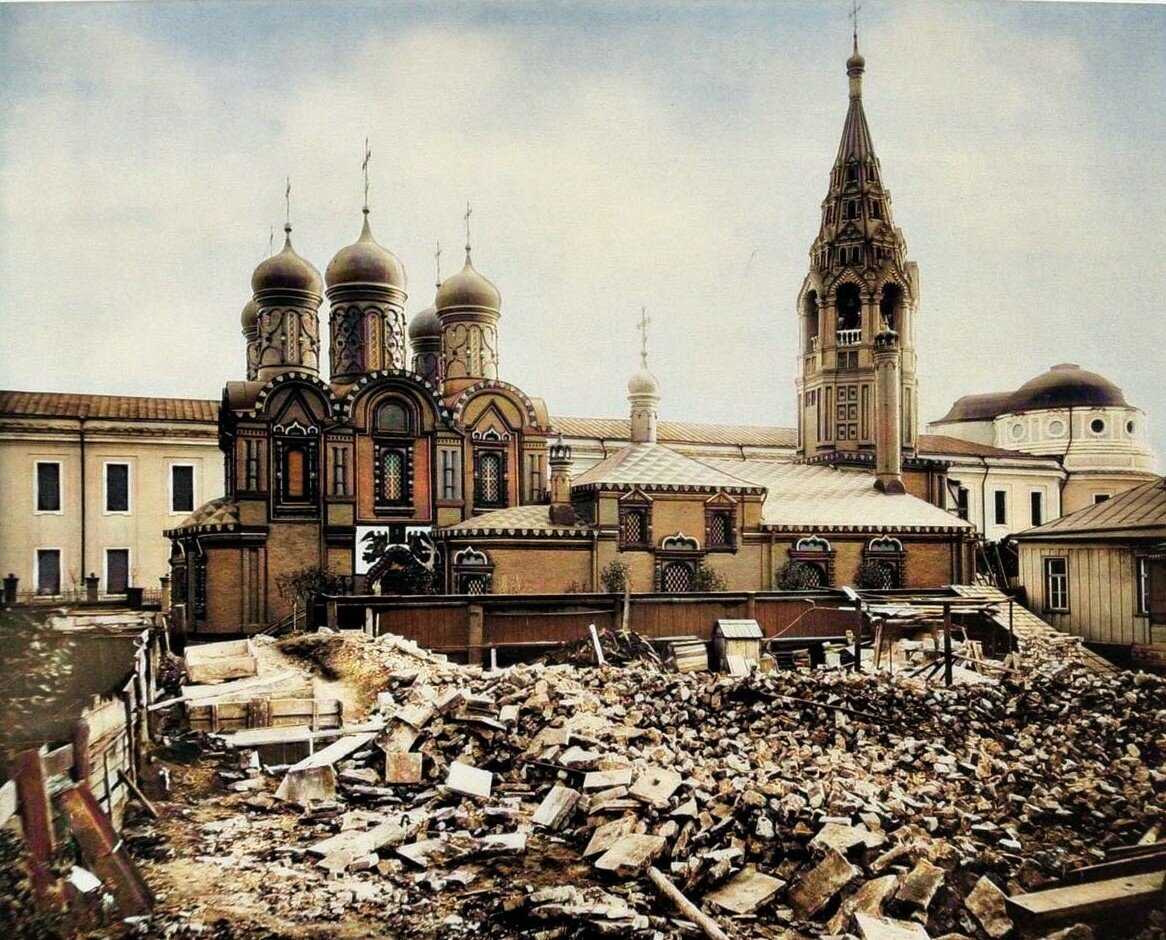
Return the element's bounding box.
[847,49,865,71]
[251,224,322,296]
[627,367,661,397]
[1006,363,1129,413]
[325,212,406,290]
[435,257,501,312]
[240,296,259,333]
[409,303,440,341]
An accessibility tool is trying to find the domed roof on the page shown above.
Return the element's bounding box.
[325,213,405,291]
[1005,363,1129,413]
[627,367,661,397]
[240,296,260,333]
[847,49,865,70]
[435,256,501,312]
[252,226,322,296]
[408,303,440,340]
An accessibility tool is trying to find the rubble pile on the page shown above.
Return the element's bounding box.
[542,627,666,669]
[126,631,1164,939]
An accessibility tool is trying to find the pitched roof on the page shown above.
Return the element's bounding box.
[552,415,796,449]
[0,390,218,423]
[704,459,972,533]
[917,434,1049,460]
[572,442,765,493]
[1015,477,1166,540]
[164,497,240,536]
[441,503,591,537]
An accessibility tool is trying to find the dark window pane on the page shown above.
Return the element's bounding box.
[37,549,60,594]
[37,463,61,512]
[107,549,129,594]
[994,490,1007,525]
[376,401,409,434]
[1030,491,1043,527]
[286,449,305,498]
[172,465,194,513]
[106,464,129,512]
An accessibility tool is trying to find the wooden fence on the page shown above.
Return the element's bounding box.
[1,625,160,836]
[318,588,960,663]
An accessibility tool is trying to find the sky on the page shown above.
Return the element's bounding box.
[1,0,1164,459]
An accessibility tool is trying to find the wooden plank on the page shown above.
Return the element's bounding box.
[11,748,59,907]
[150,669,306,710]
[288,732,376,772]
[1006,871,1165,924]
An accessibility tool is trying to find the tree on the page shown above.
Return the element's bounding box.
[690,562,727,592]
[600,559,629,594]
[275,565,349,610]
[776,560,825,590]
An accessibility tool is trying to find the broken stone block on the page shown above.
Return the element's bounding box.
[583,816,637,857]
[275,766,336,806]
[855,912,932,939]
[703,865,785,915]
[964,875,1011,938]
[583,768,634,790]
[629,766,682,808]
[895,858,945,911]
[445,761,492,799]
[532,784,581,830]
[385,751,423,784]
[789,848,860,918]
[828,874,900,934]
[594,834,667,876]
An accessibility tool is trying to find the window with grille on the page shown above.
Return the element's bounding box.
[1044,557,1068,612]
[662,562,694,594]
[330,446,349,497]
[460,574,491,595]
[706,511,733,549]
[441,447,461,500]
[382,450,405,502]
[476,450,505,506]
[620,508,648,547]
[244,439,261,491]
[36,462,61,512]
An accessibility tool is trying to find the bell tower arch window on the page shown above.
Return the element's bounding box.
[836,282,862,338]
[879,283,903,333]
[272,421,319,515]
[803,291,820,354]
[371,396,416,513]
[473,434,509,510]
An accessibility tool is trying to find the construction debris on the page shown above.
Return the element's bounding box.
[84,625,1165,939]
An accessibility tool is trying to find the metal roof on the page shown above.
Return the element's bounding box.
[553,415,797,449]
[441,504,591,538]
[715,619,763,638]
[572,442,765,493]
[0,390,218,423]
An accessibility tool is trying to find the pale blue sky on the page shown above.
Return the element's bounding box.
[1,0,1164,458]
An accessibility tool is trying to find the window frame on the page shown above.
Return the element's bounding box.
[473,447,508,509]
[34,459,63,515]
[103,546,132,595]
[439,446,462,502]
[993,489,1008,527]
[243,438,262,492]
[1136,556,1150,616]
[1043,556,1069,613]
[169,462,197,516]
[328,443,352,498]
[102,461,132,515]
[373,443,413,511]
[34,547,63,596]
[1093,493,1111,505]
[1029,489,1043,528]
[704,507,737,553]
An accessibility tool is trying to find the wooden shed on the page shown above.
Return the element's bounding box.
[713,619,763,675]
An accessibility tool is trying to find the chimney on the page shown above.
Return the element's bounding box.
[548,436,576,526]
[873,328,905,494]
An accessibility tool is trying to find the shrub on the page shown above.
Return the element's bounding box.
[776,560,824,591]
[690,562,727,592]
[600,559,630,594]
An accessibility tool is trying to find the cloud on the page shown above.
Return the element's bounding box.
[0,0,1163,464]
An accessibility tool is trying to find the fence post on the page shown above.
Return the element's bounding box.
[943,602,953,687]
[72,717,92,784]
[11,747,59,908]
[326,598,338,631]
[745,592,757,622]
[853,596,863,673]
[467,604,484,665]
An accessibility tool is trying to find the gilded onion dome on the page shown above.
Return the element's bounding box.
[325,212,406,290]
[435,257,501,312]
[252,224,323,296]
[240,296,260,333]
[409,303,441,340]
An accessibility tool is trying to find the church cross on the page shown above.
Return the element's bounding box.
[464,201,473,255]
[637,306,651,368]
[435,239,442,286]
[362,137,372,213]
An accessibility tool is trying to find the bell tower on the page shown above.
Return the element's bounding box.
[796,41,920,459]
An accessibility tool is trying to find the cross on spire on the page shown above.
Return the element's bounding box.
[434,239,442,287]
[464,201,474,260]
[268,225,274,258]
[362,137,371,214]
[637,306,651,369]
[849,0,861,52]
[284,177,292,233]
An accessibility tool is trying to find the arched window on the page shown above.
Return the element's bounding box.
[788,535,836,587]
[375,399,410,434]
[879,284,903,333]
[382,450,405,502]
[794,535,833,553]
[861,536,905,589]
[476,450,503,505]
[803,291,820,353]
[836,283,862,333]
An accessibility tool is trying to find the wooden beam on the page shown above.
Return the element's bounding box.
[1007,871,1165,925]
[10,748,60,909]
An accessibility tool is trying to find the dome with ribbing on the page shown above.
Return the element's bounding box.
[627,367,660,397]
[409,304,440,340]
[240,296,259,333]
[325,214,406,290]
[1005,363,1129,413]
[251,228,322,296]
[435,256,501,312]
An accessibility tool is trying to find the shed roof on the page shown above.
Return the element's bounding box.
[715,619,763,638]
[1014,477,1166,540]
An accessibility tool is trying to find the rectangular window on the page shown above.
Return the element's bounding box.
[619,507,650,548]
[527,453,543,502]
[1094,493,1111,504]
[286,448,306,498]
[1137,557,1150,616]
[36,549,61,595]
[993,490,1007,526]
[440,447,462,501]
[105,548,130,594]
[1044,557,1069,612]
[706,510,734,549]
[244,439,261,491]
[105,463,130,513]
[171,464,195,513]
[1030,490,1043,527]
[330,445,348,497]
[35,461,62,512]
